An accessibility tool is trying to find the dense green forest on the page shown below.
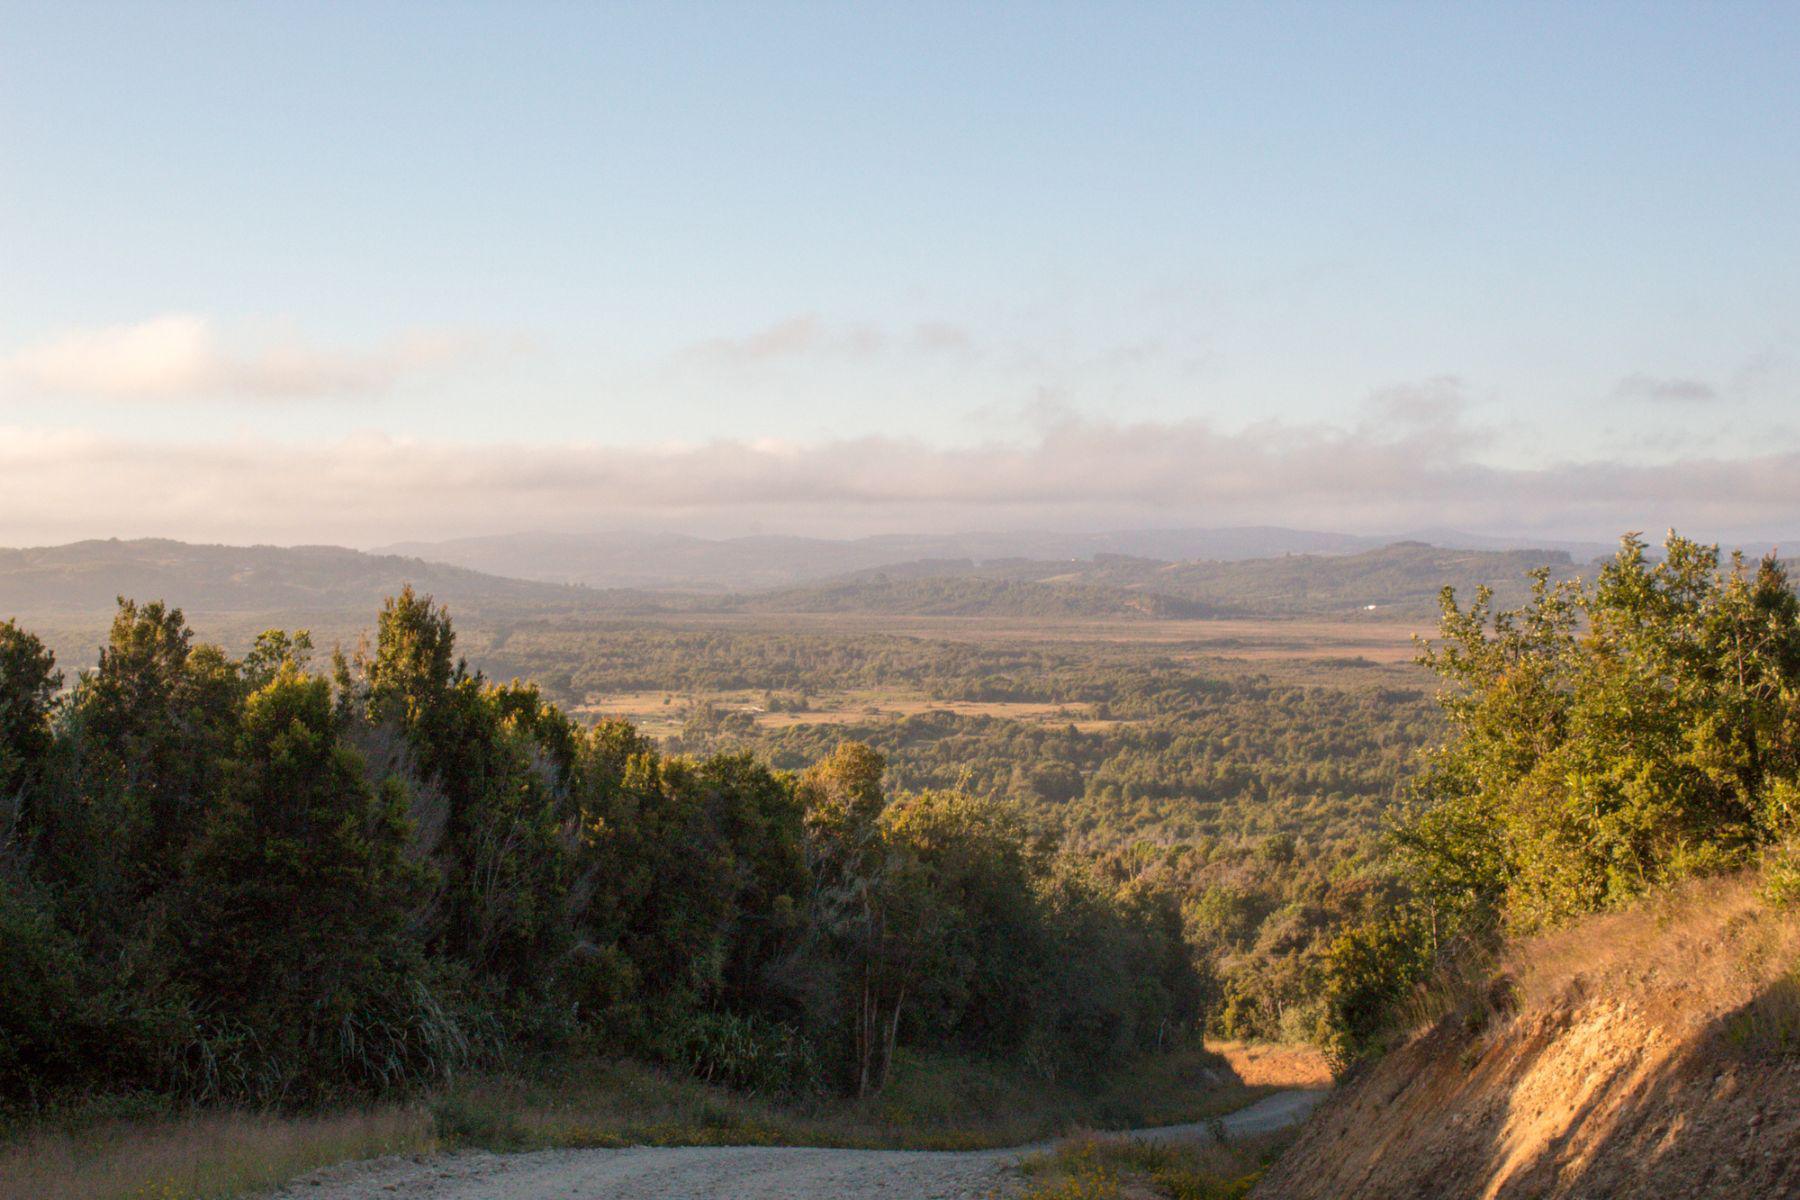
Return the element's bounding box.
[476,626,1440,1043]
[1322,533,1800,1064]
[0,593,1201,1112]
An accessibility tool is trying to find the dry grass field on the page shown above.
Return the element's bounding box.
[638,611,1428,663]
[574,689,1129,738]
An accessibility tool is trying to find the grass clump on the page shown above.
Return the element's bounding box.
[1019,1130,1287,1200]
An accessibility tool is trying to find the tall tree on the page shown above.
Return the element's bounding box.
[182,665,435,1100]
[0,619,60,807]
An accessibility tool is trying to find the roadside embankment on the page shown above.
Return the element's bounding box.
[1256,876,1800,1199]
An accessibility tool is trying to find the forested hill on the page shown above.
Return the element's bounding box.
[0,538,601,614]
[376,527,1615,591]
[766,542,1586,619]
[0,537,1609,637]
[731,574,1217,618]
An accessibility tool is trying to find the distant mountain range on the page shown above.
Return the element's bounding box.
[373,526,1618,591]
[786,542,1578,618]
[0,535,1607,632]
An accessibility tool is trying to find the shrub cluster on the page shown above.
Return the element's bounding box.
[1322,533,1800,1064]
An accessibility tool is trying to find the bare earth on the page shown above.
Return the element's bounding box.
[271,1090,1323,1200]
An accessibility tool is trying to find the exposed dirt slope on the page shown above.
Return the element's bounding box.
[1258,878,1800,1199]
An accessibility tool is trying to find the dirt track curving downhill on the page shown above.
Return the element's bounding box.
[270,1090,1323,1200]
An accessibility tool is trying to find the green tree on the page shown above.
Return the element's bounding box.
[181,666,440,1100]
[68,600,241,900]
[1400,531,1800,936]
[0,619,60,805]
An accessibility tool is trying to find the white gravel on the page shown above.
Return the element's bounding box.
[269,1090,1325,1200]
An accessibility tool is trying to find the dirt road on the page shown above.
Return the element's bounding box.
[271,1090,1324,1200]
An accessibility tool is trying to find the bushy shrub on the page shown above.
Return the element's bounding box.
[670,1011,821,1097]
[1318,915,1433,1071]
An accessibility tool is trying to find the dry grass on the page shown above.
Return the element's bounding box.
[1018,1130,1288,1200]
[1503,873,1800,1026]
[0,1049,1263,1200]
[650,610,1427,661]
[0,1106,434,1200]
[574,688,1129,733]
[1204,1042,1332,1089]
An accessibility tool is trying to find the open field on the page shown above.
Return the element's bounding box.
[10,605,1430,679]
[613,611,1430,663]
[575,688,1129,739]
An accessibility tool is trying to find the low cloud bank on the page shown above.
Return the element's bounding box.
[5,315,481,400]
[1,415,1796,547]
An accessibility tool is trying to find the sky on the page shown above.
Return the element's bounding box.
[2,1,1798,547]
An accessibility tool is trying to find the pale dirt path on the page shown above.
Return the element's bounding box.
[270,1090,1326,1200]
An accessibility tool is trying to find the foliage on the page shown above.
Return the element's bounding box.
[1317,914,1434,1069]
[1399,532,1800,937]
[1319,532,1800,1062]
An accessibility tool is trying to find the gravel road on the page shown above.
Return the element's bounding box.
[271,1090,1325,1200]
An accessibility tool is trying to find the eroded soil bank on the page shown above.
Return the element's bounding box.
[1256,879,1800,1199]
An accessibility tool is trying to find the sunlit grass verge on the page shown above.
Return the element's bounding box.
[1018,1129,1291,1200]
[430,1047,1269,1152]
[0,1105,434,1200]
[0,1047,1268,1200]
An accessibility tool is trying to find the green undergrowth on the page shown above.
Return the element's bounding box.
[1018,1130,1291,1200]
[430,1046,1269,1152]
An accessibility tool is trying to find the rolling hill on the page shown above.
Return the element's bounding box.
[0,538,595,614]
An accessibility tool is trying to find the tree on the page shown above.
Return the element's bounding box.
[0,619,60,805]
[1400,532,1800,936]
[181,666,439,1100]
[70,599,240,898]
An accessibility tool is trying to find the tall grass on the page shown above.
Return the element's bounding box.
[1018,1130,1286,1200]
[0,1106,434,1200]
[429,1047,1267,1152]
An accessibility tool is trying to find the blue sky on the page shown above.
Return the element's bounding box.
[2,2,1797,544]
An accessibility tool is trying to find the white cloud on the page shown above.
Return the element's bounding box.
[4,314,483,400]
[676,316,928,366]
[1,412,1798,547]
[1612,373,1720,405]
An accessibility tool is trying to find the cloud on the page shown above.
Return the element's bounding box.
[1612,373,1719,405]
[2,412,1799,547]
[680,316,886,365]
[909,322,978,356]
[4,314,483,400]
[679,316,984,367]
